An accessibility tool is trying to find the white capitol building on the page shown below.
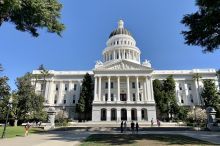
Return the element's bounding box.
[33,20,218,122]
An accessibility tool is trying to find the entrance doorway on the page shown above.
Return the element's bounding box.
[101,109,106,121]
[131,108,137,121]
[121,109,127,121]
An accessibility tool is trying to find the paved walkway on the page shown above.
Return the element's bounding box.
[0,130,220,146]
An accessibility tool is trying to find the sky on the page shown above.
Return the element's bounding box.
[0,0,220,90]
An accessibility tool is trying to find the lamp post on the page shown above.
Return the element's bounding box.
[62,106,65,127]
[1,96,12,138]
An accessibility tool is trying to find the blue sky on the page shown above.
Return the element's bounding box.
[1,0,220,90]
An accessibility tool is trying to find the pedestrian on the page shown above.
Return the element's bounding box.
[131,121,135,134]
[151,118,154,127]
[24,122,31,136]
[157,119,160,127]
[124,121,127,133]
[136,122,139,133]
[121,121,124,133]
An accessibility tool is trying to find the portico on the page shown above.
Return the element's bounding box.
[92,20,156,122]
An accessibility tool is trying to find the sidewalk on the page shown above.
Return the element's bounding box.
[0,130,219,146]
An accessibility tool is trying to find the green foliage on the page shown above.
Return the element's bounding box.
[0,0,65,37]
[153,75,180,120]
[177,106,189,121]
[181,0,220,52]
[201,79,220,109]
[11,72,46,124]
[76,73,93,120]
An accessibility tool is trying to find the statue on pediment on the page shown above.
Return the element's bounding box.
[142,60,152,68]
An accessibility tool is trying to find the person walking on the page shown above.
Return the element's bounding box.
[136,122,139,133]
[157,119,160,127]
[24,122,31,136]
[124,121,127,133]
[131,121,135,134]
[151,118,154,127]
[120,121,124,133]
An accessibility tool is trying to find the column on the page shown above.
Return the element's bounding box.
[194,80,200,105]
[58,82,63,104]
[107,108,111,121]
[150,77,155,101]
[137,108,142,121]
[118,50,121,59]
[108,76,111,102]
[136,76,140,101]
[126,76,130,101]
[117,76,120,101]
[117,108,121,121]
[144,78,147,101]
[99,77,102,101]
[94,76,98,101]
[127,108,131,121]
[113,51,116,59]
[145,77,148,101]
[146,76,152,101]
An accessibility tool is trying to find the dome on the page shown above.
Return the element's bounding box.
[109,20,132,38]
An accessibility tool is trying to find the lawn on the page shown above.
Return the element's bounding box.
[81,134,214,146]
[0,126,44,138]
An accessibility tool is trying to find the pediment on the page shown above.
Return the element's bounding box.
[95,60,151,71]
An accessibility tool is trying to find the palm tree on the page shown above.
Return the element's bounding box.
[193,73,202,105]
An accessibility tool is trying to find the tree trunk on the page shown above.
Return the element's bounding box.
[14,119,18,127]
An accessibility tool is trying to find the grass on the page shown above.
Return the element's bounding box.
[81,134,214,146]
[0,126,44,138]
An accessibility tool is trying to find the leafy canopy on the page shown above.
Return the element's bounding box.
[0,0,65,37]
[181,0,220,52]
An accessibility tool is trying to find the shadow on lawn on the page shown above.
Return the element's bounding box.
[83,134,214,145]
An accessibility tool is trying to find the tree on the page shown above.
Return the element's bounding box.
[11,72,46,126]
[153,76,180,121]
[0,0,65,37]
[0,76,10,120]
[76,73,93,121]
[201,79,220,108]
[181,0,220,52]
[193,73,202,105]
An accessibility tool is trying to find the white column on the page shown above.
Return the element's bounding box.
[117,76,120,101]
[137,108,142,121]
[146,76,152,101]
[98,77,102,101]
[136,76,140,101]
[108,76,111,102]
[150,77,155,101]
[117,108,121,121]
[127,108,131,121]
[145,77,148,101]
[107,108,111,121]
[144,78,147,102]
[94,77,98,101]
[58,82,63,104]
[118,50,121,59]
[126,76,130,101]
[194,80,200,105]
[113,51,116,59]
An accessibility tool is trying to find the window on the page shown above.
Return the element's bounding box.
[179,83,182,90]
[111,93,114,101]
[64,84,68,91]
[111,82,114,89]
[188,84,192,90]
[181,99,184,103]
[190,94,194,103]
[117,41,119,45]
[63,99,66,104]
[132,82,135,88]
[139,93,142,101]
[105,82,108,89]
[133,93,136,101]
[105,93,108,101]
[54,100,57,104]
[55,84,59,91]
[124,41,126,44]
[117,53,119,59]
[74,84,77,91]
[40,83,44,91]
[139,82,141,88]
[73,100,75,104]
[73,95,76,104]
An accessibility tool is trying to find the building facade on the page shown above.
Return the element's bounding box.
[33,20,219,122]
